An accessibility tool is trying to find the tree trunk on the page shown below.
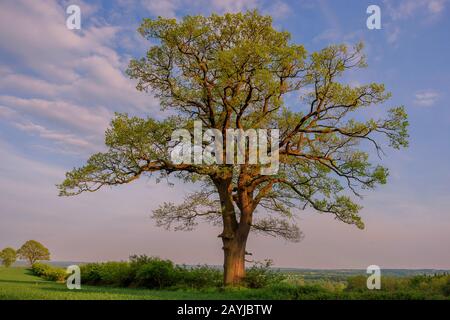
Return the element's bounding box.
[214,176,252,286]
[222,221,251,286]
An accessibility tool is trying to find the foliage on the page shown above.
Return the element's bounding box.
[58,10,409,286]
[0,247,17,267]
[79,263,103,285]
[346,273,450,298]
[97,262,133,287]
[31,263,66,282]
[244,259,286,288]
[174,265,223,289]
[17,240,50,265]
[135,258,176,288]
[443,278,450,297]
[58,11,409,233]
[80,262,133,287]
[2,267,449,300]
[80,256,222,289]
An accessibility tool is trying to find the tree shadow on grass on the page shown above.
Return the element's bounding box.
[36,285,162,299]
[23,268,35,276]
[0,279,49,285]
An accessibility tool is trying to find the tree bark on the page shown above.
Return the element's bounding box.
[222,225,250,286]
[214,173,254,286]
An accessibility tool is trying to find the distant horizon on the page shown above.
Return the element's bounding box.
[9,260,450,272]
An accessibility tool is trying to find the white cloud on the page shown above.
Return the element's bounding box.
[14,121,95,150]
[384,0,447,21]
[0,96,111,134]
[386,25,401,44]
[264,1,291,19]
[413,90,440,107]
[0,0,160,155]
[210,0,259,13]
[140,0,291,17]
[382,1,447,44]
[141,0,179,17]
[428,0,447,13]
[0,0,157,108]
[313,28,341,43]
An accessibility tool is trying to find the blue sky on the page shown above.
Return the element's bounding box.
[0,0,449,268]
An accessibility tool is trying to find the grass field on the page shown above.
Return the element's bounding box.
[0,266,305,300]
[2,266,449,300]
[0,267,237,300]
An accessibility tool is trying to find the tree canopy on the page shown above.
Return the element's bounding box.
[17,240,50,266]
[0,247,17,268]
[58,11,408,285]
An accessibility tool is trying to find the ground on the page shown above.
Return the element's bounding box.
[1,266,448,300]
[0,267,234,300]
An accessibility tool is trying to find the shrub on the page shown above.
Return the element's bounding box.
[44,268,67,282]
[135,257,176,288]
[442,278,450,297]
[97,262,132,286]
[31,262,51,276]
[346,275,368,291]
[175,265,222,289]
[244,260,286,289]
[345,273,450,299]
[80,263,103,285]
[79,262,132,286]
[129,254,156,285]
[31,263,66,282]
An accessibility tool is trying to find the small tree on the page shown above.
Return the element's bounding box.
[0,247,17,267]
[17,240,50,265]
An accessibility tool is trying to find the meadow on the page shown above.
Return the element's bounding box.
[1,261,449,300]
[0,267,242,300]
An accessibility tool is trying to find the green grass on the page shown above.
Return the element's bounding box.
[2,267,449,300]
[0,267,232,300]
[0,266,290,300]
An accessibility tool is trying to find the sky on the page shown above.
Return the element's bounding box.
[0,0,449,269]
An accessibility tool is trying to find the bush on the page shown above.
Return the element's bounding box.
[129,254,156,285]
[244,260,286,289]
[79,263,103,285]
[44,268,67,282]
[345,273,450,299]
[31,262,51,276]
[80,262,132,286]
[80,256,222,289]
[346,275,367,291]
[135,257,176,288]
[175,265,222,289]
[97,262,133,286]
[442,278,450,297]
[31,263,67,282]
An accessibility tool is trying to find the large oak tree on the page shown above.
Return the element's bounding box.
[58,11,408,286]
